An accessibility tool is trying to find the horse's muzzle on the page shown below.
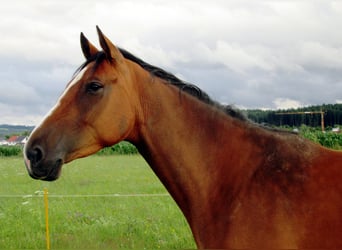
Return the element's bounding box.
[24,145,63,181]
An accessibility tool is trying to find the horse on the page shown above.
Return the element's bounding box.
[24,26,342,249]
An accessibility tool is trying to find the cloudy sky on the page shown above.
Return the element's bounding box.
[1,0,342,125]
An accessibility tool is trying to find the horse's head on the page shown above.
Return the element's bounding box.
[24,27,138,181]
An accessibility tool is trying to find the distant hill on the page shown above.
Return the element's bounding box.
[0,124,34,137]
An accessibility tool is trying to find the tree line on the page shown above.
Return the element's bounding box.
[247,104,342,128]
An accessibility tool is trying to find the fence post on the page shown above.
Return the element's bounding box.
[44,188,50,250]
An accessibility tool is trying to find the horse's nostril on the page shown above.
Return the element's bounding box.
[35,147,43,163]
[27,146,44,165]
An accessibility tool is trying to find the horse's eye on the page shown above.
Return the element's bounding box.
[86,82,103,94]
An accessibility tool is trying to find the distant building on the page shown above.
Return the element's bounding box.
[0,137,7,145]
[6,135,18,146]
[3,135,28,146]
[16,136,28,145]
[332,127,340,133]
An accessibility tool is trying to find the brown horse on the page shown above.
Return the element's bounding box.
[24,27,342,249]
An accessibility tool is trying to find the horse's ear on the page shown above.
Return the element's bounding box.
[80,32,99,60]
[96,26,124,63]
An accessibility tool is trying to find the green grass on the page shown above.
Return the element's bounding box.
[0,155,195,249]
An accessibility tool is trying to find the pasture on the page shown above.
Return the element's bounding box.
[0,155,195,249]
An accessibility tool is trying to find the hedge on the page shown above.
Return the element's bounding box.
[0,141,138,157]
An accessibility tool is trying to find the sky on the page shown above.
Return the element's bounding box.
[1,0,342,125]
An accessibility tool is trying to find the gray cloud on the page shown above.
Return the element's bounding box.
[1,0,342,124]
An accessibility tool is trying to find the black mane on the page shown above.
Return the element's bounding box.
[76,48,247,121]
[118,48,247,121]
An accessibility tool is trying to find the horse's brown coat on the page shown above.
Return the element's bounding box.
[24,27,342,248]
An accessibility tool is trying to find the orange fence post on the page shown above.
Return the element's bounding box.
[44,188,50,250]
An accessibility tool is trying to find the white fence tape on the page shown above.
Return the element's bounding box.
[0,193,170,198]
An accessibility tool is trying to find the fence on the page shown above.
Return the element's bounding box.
[0,155,194,248]
[0,193,169,198]
[1,189,172,249]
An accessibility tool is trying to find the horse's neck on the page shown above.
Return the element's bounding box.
[125,66,342,248]
[128,69,260,230]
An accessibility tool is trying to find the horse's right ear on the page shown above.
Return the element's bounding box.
[80,32,99,60]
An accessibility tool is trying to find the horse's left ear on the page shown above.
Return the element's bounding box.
[96,26,124,63]
[80,32,99,60]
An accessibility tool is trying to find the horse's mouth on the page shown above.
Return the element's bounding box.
[25,158,63,181]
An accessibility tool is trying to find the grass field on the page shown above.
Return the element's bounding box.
[0,155,195,249]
